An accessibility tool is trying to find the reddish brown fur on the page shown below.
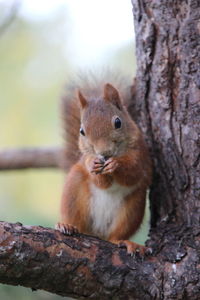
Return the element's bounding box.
[60,163,91,233]
[108,189,146,240]
[57,78,152,254]
[60,94,81,170]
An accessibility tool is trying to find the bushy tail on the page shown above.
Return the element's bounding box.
[61,85,81,171]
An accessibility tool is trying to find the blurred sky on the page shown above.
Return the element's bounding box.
[18,0,134,67]
[0,0,134,73]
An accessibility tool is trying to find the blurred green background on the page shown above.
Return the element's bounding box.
[0,0,149,299]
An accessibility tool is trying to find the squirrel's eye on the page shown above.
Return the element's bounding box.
[114,117,121,129]
[80,128,85,136]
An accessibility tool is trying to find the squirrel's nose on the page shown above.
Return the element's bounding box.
[97,154,111,163]
[103,156,110,161]
[94,143,113,160]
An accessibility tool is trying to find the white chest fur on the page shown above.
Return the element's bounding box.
[89,182,134,239]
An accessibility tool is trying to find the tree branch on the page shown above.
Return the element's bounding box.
[0,147,63,170]
[0,221,199,299]
[0,221,156,299]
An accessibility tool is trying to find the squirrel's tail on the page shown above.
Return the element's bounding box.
[61,83,81,171]
[61,71,132,170]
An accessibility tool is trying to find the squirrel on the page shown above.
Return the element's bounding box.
[55,73,152,254]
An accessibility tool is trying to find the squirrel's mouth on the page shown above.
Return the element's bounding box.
[103,156,110,161]
[97,155,110,164]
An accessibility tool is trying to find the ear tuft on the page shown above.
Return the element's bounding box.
[104,83,122,110]
[78,90,88,109]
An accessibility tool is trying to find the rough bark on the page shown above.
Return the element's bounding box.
[0,221,199,300]
[129,0,200,298]
[130,0,200,227]
[0,147,62,170]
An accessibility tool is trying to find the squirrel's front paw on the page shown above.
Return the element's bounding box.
[100,158,119,174]
[55,222,79,235]
[91,157,118,175]
[91,158,105,174]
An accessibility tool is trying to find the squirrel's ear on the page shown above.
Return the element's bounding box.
[78,90,88,109]
[104,83,122,110]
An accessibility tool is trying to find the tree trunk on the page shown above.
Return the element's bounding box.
[0,0,199,299]
[130,0,200,227]
[130,0,200,298]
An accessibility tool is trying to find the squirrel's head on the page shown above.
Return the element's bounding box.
[78,83,138,160]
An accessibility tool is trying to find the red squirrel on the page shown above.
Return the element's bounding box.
[56,75,152,254]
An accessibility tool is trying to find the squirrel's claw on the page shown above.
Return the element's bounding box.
[111,239,151,256]
[101,158,119,174]
[91,158,105,174]
[119,240,151,256]
[91,157,119,174]
[55,222,79,235]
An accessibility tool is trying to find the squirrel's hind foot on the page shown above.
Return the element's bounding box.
[55,222,79,236]
[111,239,152,256]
